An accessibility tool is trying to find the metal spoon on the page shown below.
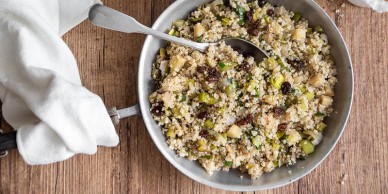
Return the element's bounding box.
[88,4,268,62]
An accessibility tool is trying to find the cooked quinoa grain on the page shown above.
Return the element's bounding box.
[149,0,337,179]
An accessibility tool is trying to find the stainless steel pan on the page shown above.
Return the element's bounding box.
[0,0,353,191]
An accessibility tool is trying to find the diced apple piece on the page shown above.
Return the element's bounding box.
[169,55,186,72]
[227,125,242,138]
[193,23,206,38]
[161,92,174,108]
[286,129,302,146]
[324,86,334,96]
[309,73,324,87]
[320,95,333,107]
[215,133,227,145]
[292,28,307,41]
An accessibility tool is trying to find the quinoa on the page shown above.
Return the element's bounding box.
[149,0,337,179]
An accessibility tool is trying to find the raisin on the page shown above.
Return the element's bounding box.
[208,67,221,77]
[287,59,305,71]
[278,123,288,131]
[267,9,274,17]
[246,114,254,123]
[197,66,207,73]
[235,119,246,126]
[245,10,254,23]
[281,82,292,95]
[199,130,209,139]
[252,20,261,29]
[235,114,254,126]
[206,76,219,83]
[273,107,285,116]
[248,28,259,36]
[151,105,164,116]
[198,111,211,119]
[240,62,251,71]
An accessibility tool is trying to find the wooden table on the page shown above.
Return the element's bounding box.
[1,0,387,193]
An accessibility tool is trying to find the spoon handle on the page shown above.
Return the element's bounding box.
[89,4,208,52]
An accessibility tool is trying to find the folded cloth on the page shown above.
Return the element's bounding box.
[348,0,388,12]
[0,0,119,164]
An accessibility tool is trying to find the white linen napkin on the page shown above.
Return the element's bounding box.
[348,0,388,12]
[0,0,119,165]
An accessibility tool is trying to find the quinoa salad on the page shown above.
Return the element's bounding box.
[149,0,337,179]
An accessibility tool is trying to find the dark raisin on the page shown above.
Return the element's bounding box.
[208,67,221,77]
[287,59,305,71]
[246,114,254,123]
[278,123,288,131]
[199,130,209,139]
[206,76,219,83]
[296,61,306,70]
[235,119,247,126]
[240,62,251,71]
[267,9,274,17]
[197,66,207,73]
[281,82,292,95]
[245,10,254,23]
[151,105,164,116]
[252,20,261,29]
[248,28,259,36]
[273,107,284,116]
[198,111,211,119]
[235,114,254,126]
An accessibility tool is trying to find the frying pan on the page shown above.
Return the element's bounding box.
[0,0,353,191]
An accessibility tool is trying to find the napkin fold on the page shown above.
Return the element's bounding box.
[348,0,388,12]
[0,0,119,164]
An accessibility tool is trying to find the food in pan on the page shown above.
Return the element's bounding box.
[149,0,336,179]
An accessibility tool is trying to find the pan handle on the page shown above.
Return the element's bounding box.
[0,105,140,156]
[107,104,140,125]
[0,130,17,156]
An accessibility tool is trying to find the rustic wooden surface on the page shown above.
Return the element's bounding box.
[1,0,387,193]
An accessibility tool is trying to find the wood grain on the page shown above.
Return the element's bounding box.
[1,0,387,193]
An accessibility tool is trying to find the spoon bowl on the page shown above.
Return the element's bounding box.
[222,38,269,62]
